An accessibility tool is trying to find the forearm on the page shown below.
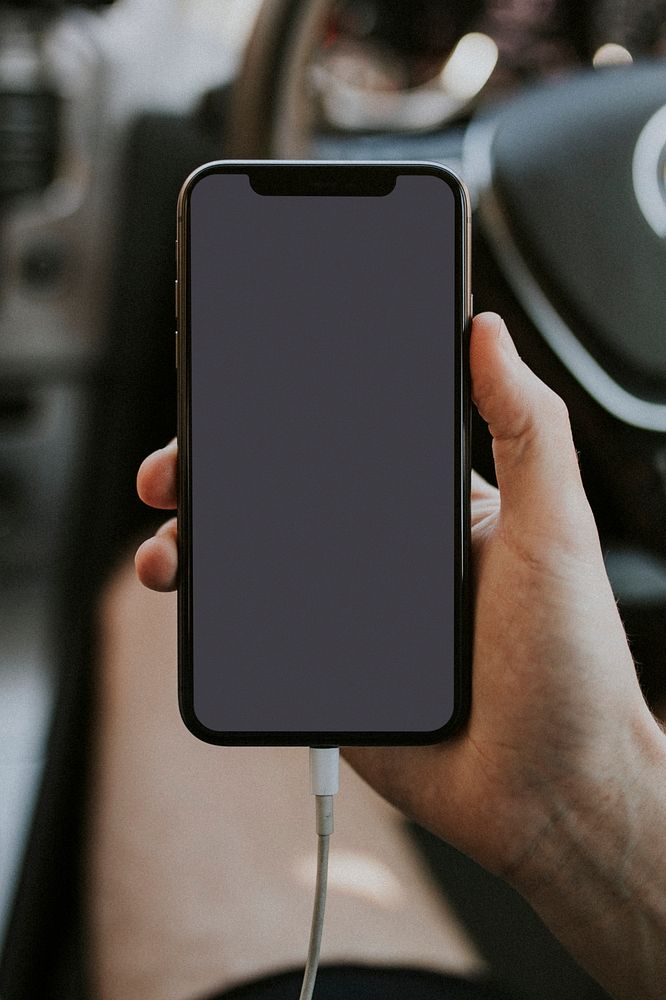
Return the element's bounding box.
[511,715,666,1000]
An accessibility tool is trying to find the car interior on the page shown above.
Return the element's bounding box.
[0,1,665,998]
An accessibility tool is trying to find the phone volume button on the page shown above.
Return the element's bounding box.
[175,329,178,369]
[174,279,178,321]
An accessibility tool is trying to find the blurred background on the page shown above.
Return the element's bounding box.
[0,1,664,997]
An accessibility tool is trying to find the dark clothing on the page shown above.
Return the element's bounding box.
[207,965,514,1000]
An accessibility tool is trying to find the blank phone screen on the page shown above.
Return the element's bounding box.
[185,168,462,738]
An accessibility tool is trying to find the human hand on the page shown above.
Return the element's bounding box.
[135,313,657,889]
[343,313,657,889]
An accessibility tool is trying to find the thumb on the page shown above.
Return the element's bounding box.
[470,313,596,550]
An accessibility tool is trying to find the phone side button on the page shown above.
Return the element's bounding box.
[175,329,178,369]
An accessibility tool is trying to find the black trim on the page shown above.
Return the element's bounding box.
[203,964,514,1000]
[248,163,396,196]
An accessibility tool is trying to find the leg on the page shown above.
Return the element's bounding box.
[87,555,485,1000]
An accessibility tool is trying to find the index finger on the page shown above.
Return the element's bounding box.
[137,438,178,510]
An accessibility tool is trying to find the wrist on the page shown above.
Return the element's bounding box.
[507,707,666,999]
[510,705,666,899]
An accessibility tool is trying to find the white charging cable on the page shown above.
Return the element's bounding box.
[298,747,340,1000]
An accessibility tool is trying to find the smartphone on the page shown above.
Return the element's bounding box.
[176,160,471,746]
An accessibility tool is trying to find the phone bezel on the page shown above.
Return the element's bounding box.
[177,160,471,746]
